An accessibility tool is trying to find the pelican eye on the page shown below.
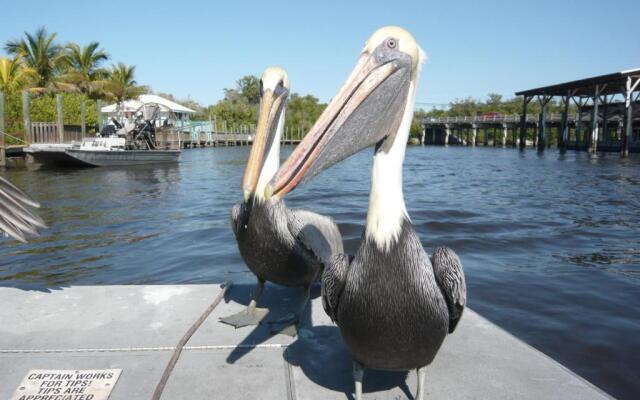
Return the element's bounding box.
[386,38,397,49]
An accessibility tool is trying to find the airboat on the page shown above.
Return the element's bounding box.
[64,102,182,167]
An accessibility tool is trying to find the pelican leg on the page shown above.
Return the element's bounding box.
[415,366,426,400]
[268,285,310,337]
[353,360,364,400]
[219,279,268,328]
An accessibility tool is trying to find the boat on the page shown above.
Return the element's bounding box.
[64,102,182,167]
[65,138,180,167]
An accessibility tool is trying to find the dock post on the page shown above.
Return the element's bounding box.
[589,86,600,154]
[80,100,86,139]
[471,124,477,146]
[575,108,582,149]
[22,91,31,143]
[444,124,450,145]
[602,101,609,148]
[559,95,569,151]
[421,125,426,145]
[96,100,104,133]
[621,76,638,158]
[56,94,64,143]
[483,127,488,146]
[502,124,507,146]
[536,95,549,151]
[519,96,530,149]
[622,96,633,158]
[0,91,4,167]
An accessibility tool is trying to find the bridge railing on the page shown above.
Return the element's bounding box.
[422,114,570,125]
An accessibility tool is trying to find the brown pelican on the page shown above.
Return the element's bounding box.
[268,27,466,399]
[220,67,343,335]
[0,176,46,242]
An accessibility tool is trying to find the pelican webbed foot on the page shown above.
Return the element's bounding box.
[267,285,310,337]
[219,280,268,328]
[268,312,299,337]
[219,302,269,328]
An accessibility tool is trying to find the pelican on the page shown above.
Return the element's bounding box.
[221,67,343,335]
[268,28,466,399]
[0,176,46,242]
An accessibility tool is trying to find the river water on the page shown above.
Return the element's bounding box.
[1,146,639,398]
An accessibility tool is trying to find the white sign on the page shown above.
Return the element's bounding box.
[10,369,121,400]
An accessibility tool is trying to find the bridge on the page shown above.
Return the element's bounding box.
[422,69,640,155]
[422,110,637,152]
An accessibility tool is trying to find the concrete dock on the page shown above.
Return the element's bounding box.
[0,284,612,399]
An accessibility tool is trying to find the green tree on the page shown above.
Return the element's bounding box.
[0,56,37,93]
[4,27,68,92]
[61,42,110,98]
[285,93,326,136]
[102,63,147,104]
[235,75,260,105]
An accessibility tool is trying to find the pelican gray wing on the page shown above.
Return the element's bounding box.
[431,246,466,333]
[321,253,350,322]
[0,176,46,243]
[287,209,344,265]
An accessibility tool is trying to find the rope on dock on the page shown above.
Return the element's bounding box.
[151,281,232,400]
[0,129,29,144]
[0,343,289,354]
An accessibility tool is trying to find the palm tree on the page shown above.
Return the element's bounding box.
[61,42,109,98]
[103,63,147,104]
[0,56,37,93]
[4,27,68,92]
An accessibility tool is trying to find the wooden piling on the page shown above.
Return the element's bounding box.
[559,95,569,150]
[589,86,600,154]
[502,124,507,146]
[80,100,86,139]
[56,94,64,143]
[622,97,633,158]
[96,100,104,132]
[22,91,31,143]
[519,96,530,149]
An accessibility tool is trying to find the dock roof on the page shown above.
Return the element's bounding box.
[516,68,640,97]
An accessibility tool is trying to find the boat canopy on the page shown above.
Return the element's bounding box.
[101,94,196,120]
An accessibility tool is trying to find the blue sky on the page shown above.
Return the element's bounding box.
[1,0,639,108]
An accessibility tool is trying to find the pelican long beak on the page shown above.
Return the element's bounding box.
[242,89,286,201]
[267,50,411,198]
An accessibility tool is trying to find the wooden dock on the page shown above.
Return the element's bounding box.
[176,132,301,149]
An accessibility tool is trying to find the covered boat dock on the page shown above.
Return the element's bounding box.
[516,68,640,156]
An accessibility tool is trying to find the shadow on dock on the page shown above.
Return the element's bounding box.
[286,325,412,399]
[222,283,319,364]
[221,282,413,399]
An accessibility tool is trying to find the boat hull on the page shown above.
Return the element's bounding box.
[65,149,181,167]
